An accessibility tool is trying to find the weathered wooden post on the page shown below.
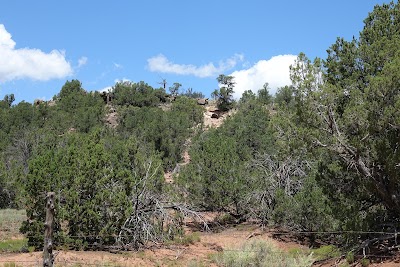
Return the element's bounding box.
[43,192,55,267]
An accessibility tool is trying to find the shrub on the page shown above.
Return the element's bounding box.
[214,240,314,267]
[20,131,176,250]
[311,245,341,261]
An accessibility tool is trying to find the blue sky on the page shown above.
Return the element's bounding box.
[0,0,389,103]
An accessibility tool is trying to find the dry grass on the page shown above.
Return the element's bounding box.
[0,209,27,254]
[0,209,26,241]
[213,240,314,267]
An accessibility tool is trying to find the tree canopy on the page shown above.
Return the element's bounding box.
[212,74,236,111]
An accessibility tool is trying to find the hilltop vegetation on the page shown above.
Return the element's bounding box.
[1,1,400,261]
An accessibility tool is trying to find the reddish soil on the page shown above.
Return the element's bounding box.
[0,225,303,267]
[3,225,399,266]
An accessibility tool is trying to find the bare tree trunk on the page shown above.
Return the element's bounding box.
[43,192,55,267]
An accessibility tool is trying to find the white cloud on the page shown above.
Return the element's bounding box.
[78,56,88,67]
[0,25,15,49]
[229,55,297,99]
[147,54,244,78]
[0,24,72,82]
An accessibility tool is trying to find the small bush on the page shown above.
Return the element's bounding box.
[214,240,314,267]
[346,251,355,264]
[311,245,341,261]
[360,258,370,267]
[169,232,201,246]
[214,213,236,225]
[0,239,27,252]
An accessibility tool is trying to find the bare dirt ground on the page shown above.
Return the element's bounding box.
[202,103,235,129]
[2,224,400,266]
[0,224,305,266]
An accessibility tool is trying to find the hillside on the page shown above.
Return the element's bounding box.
[2,3,400,265]
[164,100,235,183]
[0,75,400,266]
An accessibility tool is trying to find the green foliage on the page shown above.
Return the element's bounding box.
[112,81,166,107]
[176,92,335,231]
[0,101,37,140]
[311,245,341,261]
[118,97,203,170]
[222,101,273,157]
[0,239,27,252]
[0,78,205,250]
[55,80,105,133]
[58,79,85,101]
[21,130,165,249]
[169,232,201,246]
[239,90,256,104]
[0,94,15,108]
[346,251,355,264]
[360,258,370,267]
[0,84,105,210]
[212,74,235,111]
[171,96,204,126]
[177,102,273,217]
[0,164,16,208]
[0,152,26,208]
[257,82,272,105]
[285,1,400,234]
[274,85,294,107]
[272,176,335,231]
[178,131,247,214]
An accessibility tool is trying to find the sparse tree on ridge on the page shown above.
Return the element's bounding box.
[169,82,182,97]
[213,74,235,111]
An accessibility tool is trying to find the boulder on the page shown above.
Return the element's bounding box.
[197,98,209,105]
[211,113,219,119]
[34,99,44,106]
